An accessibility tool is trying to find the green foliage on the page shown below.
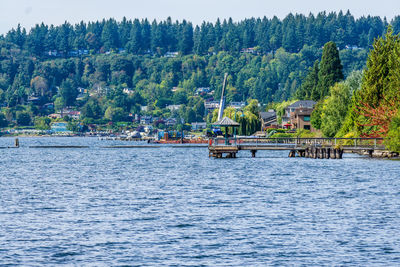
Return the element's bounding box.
[270,132,295,138]
[81,98,102,119]
[54,97,65,112]
[66,121,80,132]
[59,78,78,107]
[319,83,352,137]
[385,110,400,152]
[315,41,344,100]
[357,26,400,107]
[272,99,297,124]
[310,101,323,130]
[212,99,261,136]
[104,106,126,122]
[296,60,319,101]
[34,117,51,130]
[0,13,391,133]
[0,113,8,128]
[339,27,400,138]
[16,111,31,126]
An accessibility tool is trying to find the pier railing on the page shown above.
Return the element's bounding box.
[210,137,385,149]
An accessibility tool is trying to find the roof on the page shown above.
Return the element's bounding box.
[260,111,276,120]
[287,100,316,109]
[294,107,313,116]
[212,117,240,127]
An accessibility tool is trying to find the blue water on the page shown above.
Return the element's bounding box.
[0,137,399,266]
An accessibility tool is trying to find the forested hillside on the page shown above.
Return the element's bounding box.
[0,11,397,129]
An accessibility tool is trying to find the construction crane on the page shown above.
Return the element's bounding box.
[217,73,228,121]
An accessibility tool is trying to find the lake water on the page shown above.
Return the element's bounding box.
[0,137,399,266]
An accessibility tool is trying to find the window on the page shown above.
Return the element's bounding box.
[303,116,311,122]
[304,125,311,130]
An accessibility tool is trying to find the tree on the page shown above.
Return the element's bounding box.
[54,97,65,112]
[339,27,400,138]
[385,110,400,152]
[319,82,352,137]
[0,113,8,128]
[34,117,51,130]
[104,106,126,122]
[315,41,344,100]
[16,111,31,126]
[296,60,319,100]
[81,98,102,119]
[59,79,78,106]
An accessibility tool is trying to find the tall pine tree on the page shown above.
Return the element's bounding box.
[296,60,319,100]
[315,41,344,100]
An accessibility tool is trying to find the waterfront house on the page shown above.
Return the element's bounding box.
[166,105,181,112]
[195,87,211,95]
[140,115,153,125]
[260,110,278,130]
[290,107,314,131]
[191,122,207,131]
[282,100,316,130]
[230,102,246,109]
[204,101,220,111]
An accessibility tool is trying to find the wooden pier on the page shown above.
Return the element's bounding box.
[208,137,388,159]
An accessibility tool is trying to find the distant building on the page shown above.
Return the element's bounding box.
[230,102,246,109]
[43,103,54,110]
[166,105,181,111]
[140,115,153,125]
[140,106,148,112]
[260,110,278,130]
[204,101,220,110]
[123,88,134,95]
[171,87,181,93]
[191,122,207,131]
[241,47,257,54]
[165,118,178,126]
[282,100,316,130]
[196,87,211,95]
[27,96,41,104]
[290,107,313,131]
[345,45,362,50]
[164,52,179,58]
[52,108,81,120]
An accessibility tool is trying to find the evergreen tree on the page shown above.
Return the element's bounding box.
[315,41,344,100]
[296,60,319,100]
[358,26,400,107]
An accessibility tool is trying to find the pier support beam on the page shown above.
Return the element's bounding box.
[288,150,296,157]
[337,149,343,159]
[251,150,257,158]
[15,138,19,148]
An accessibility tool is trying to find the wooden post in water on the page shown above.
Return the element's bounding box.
[288,150,296,157]
[251,150,257,158]
[15,138,19,148]
[326,148,331,159]
[338,149,343,159]
[316,148,321,159]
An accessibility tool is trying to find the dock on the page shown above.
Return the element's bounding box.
[208,137,390,159]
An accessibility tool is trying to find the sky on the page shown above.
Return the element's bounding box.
[1,0,399,34]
